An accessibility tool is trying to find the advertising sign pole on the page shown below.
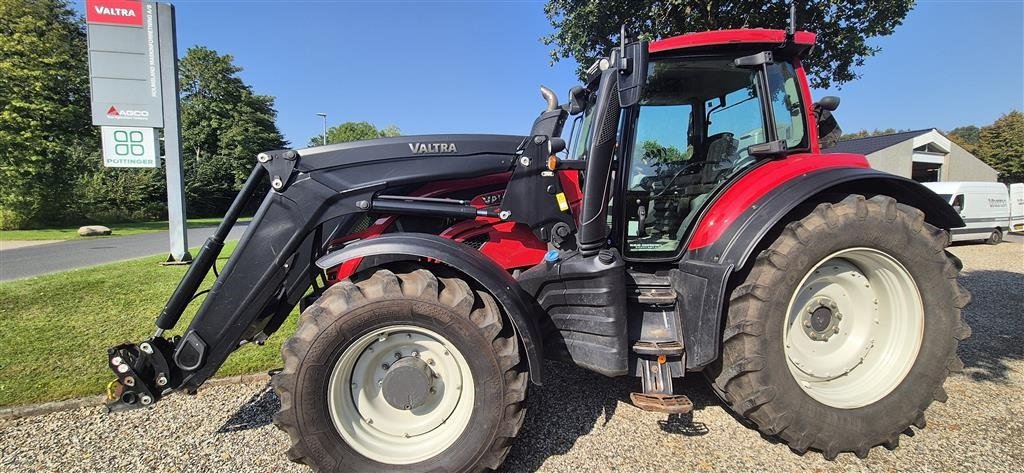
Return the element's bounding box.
[156,2,190,263]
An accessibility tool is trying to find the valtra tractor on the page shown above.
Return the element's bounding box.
[105,25,971,471]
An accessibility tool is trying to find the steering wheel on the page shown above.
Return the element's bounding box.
[649,160,706,198]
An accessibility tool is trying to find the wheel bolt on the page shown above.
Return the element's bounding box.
[382,363,390,370]
[804,320,812,328]
[412,351,420,358]
[394,352,402,360]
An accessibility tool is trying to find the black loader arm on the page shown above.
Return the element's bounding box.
[105,135,524,409]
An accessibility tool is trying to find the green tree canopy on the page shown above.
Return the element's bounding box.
[0,0,93,229]
[975,111,1024,183]
[308,122,400,147]
[946,125,981,154]
[178,46,285,216]
[543,0,914,89]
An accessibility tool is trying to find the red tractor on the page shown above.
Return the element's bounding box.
[106,27,970,471]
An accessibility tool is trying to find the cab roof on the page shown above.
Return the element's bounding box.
[649,29,816,56]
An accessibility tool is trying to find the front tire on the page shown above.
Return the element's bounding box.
[986,228,1003,245]
[712,195,971,459]
[273,267,527,472]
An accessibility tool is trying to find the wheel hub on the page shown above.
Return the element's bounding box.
[327,325,476,464]
[382,355,436,410]
[801,297,842,341]
[783,248,925,409]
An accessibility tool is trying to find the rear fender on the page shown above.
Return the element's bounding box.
[677,165,964,369]
[315,233,545,384]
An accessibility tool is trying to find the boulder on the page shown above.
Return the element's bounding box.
[77,225,112,237]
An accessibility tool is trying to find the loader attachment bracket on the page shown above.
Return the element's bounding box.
[259,149,299,191]
[105,336,177,412]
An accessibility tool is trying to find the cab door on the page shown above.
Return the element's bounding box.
[616,57,810,262]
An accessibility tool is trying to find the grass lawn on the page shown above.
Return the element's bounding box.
[0,217,249,241]
[0,241,297,407]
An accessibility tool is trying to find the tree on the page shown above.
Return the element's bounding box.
[178,46,285,216]
[0,0,93,229]
[543,0,915,89]
[946,125,980,154]
[839,128,910,141]
[308,122,400,147]
[975,111,1024,183]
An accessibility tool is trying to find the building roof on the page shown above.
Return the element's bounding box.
[828,129,934,155]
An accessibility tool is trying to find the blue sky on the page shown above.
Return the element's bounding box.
[78,0,1023,145]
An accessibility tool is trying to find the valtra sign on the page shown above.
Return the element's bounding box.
[86,0,163,128]
[86,0,143,27]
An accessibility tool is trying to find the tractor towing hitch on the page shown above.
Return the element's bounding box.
[105,337,178,412]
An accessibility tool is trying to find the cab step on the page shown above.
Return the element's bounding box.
[630,392,693,414]
[632,340,684,356]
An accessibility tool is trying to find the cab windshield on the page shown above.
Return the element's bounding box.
[622,57,807,258]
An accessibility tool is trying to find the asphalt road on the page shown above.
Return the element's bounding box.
[0,223,248,282]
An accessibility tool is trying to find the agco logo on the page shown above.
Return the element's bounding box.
[408,142,458,154]
[106,106,150,120]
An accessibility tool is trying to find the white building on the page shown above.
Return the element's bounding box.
[828,128,998,182]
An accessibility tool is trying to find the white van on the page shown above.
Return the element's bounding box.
[1011,183,1024,233]
[922,182,1010,244]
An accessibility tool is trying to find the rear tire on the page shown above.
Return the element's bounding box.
[986,228,1003,245]
[273,267,527,472]
[711,195,971,460]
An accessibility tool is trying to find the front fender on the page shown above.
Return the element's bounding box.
[316,233,544,384]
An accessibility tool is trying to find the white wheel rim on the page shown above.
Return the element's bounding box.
[327,325,475,464]
[783,248,924,409]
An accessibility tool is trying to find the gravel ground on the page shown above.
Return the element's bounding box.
[2,237,1021,472]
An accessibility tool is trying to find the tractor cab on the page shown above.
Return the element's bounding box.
[566,29,821,260]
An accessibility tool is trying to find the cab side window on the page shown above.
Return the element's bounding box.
[766,62,806,149]
[952,194,965,212]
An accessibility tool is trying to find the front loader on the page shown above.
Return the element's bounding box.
[106,27,971,471]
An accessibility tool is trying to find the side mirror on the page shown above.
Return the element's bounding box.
[816,96,840,112]
[568,86,587,115]
[617,41,648,107]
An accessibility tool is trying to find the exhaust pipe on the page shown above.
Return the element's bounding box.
[540,86,557,112]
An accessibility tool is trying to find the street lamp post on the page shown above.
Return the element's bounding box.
[316,112,328,146]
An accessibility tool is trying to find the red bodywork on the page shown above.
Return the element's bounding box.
[330,29,866,277]
[329,172,582,280]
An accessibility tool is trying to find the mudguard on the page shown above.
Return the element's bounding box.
[676,166,964,369]
[315,233,545,384]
